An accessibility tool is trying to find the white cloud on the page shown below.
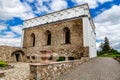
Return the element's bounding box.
[35,0,68,14]
[26,0,34,3]
[35,3,50,13]
[0,25,7,31]
[0,0,35,20]
[98,0,113,4]
[72,0,98,8]
[36,0,43,7]
[42,0,51,2]
[95,5,120,51]
[72,0,113,8]
[1,31,16,38]
[96,42,101,50]
[34,0,50,14]
[10,25,22,35]
[94,5,120,23]
[50,0,68,11]
[0,25,22,47]
[0,37,21,47]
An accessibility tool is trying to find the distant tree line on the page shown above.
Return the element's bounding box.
[97,37,120,54]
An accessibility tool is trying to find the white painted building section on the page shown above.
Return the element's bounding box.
[24,4,90,28]
[21,30,24,47]
[83,17,96,58]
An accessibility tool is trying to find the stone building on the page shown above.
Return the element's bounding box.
[22,3,96,62]
[0,3,96,62]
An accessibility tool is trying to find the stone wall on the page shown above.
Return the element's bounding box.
[0,46,25,62]
[23,18,83,48]
[29,57,89,80]
[23,17,89,62]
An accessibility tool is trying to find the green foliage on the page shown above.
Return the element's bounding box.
[98,37,120,53]
[99,42,104,51]
[57,56,65,61]
[97,37,120,57]
[101,37,111,52]
[0,61,8,67]
[111,48,119,54]
[98,53,120,58]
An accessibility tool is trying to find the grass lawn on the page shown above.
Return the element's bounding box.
[97,53,120,58]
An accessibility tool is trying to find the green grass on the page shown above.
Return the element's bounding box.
[0,61,8,67]
[97,53,120,58]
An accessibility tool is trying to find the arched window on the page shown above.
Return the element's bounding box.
[46,30,51,45]
[63,27,70,44]
[30,33,35,47]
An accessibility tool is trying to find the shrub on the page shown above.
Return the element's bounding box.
[57,56,65,61]
[0,61,8,67]
[116,56,120,58]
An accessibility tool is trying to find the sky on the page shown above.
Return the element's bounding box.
[0,0,120,51]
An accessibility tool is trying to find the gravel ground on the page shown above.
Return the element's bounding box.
[0,62,29,80]
[0,58,120,80]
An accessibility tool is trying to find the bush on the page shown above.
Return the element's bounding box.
[57,56,65,61]
[116,56,120,58]
[0,61,8,67]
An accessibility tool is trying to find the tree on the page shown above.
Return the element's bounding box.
[111,48,118,53]
[98,37,120,56]
[99,42,104,51]
[102,37,111,52]
[99,37,111,53]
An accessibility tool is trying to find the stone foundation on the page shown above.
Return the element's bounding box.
[25,46,89,62]
[29,57,89,80]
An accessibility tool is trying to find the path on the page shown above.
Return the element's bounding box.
[0,58,120,80]
[59,58,120,80]
[0,62,29,80]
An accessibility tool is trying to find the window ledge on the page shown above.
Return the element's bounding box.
[44,45,51,46]
[61,43,71,45]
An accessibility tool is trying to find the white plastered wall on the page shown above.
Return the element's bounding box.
[21,30,24,47]
[82,17,96,58]
[24,4,89,28]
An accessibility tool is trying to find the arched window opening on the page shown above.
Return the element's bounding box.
[63,27,70,44]
[46,30,51,45]
[30,33,35,47]
[65,31,70,44]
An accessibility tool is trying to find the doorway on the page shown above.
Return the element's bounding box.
[11,50,24,62]
[15,53,20,62]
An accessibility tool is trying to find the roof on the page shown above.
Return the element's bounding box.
[23,3,95,29]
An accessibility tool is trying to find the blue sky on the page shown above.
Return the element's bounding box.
[0,0,120,51]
